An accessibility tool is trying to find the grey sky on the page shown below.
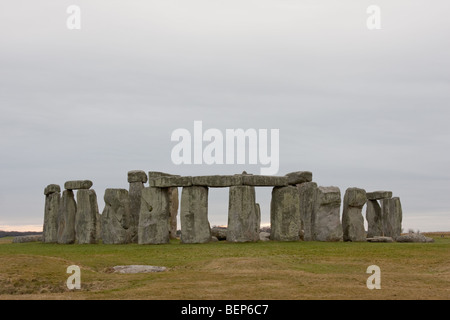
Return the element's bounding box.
[1,0,449,231]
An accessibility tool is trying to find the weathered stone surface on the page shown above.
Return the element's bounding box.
[192,175,242,187]
[151,176,193,187]
[12,235,42,243]
[342,188,367,242]
[381,197,402,238]
[395,233,434,243]
[129,181,145,243]
[127,170,148,183]
[313,186,343,241]
[44,184,61,195]
[270,186,301,241]
[180,186,211,244]
[101,189,131,244]
[75,189,98,244]
[241,174,288,187]
[227,186,259,242]
[298,182,317,241]
[112,265,167,273]
[366,200,383,238]
[43,187,61,243]
[57,190,77,244]
[285,171,313,185]
[255,203,261,234]
[64,180,93,190]
[148,171,179,180]
[366,236,394,243]
[366,191,392,200]
[96,212,102,242]
[168,187,179,239]
[259,232,270,241]
[138,187,170,244]
[211,227,227,240]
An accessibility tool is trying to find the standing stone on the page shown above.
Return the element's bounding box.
[227,186,259,242]
[96,211,102,242]
[270,186,301,241]
[313,186,343,241]
[168,187,179,239]
[342,187,367,242]
[57,190,77,244]
[75,189,98,244]
[128,170,148,243]
[298,182,318,241]
[43,184,61,243]
[180,186,211,244]
[102,189,131,244]
[366,200,383,238]
[138,187,170,244]
[381,197,402,239]
[255,203,261,235]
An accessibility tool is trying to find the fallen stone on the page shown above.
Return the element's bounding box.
[102,189,131,244]
[127,170,148,183]
[57,190,77,244]
[227,185,259,242]
[112,265,167,274]
[366,191,392,200]
[210,236,219,242]
[192,175,242,187]
[138,187,170,244]
[44,184,61,195]
[180,186,211,244]
[211,227,227,240]
[12,235,42,243]
[285,171,313,185]
[75,189,98,244]
[259,232,270,241]
[313,186,343,241]
[342,187,367,242]
[43,185,61,243]
[395,233,434,243]
[64,180,93,190]
[298,182,317,241]
[270,186,301,241]
[366,236,394,243]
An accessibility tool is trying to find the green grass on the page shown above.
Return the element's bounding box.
[0,236,449,299]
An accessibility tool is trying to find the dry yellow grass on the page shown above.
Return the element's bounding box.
[0,236,448,300]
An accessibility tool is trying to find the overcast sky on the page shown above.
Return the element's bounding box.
[0,0,449,232]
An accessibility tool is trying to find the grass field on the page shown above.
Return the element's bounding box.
[0,234,449,300]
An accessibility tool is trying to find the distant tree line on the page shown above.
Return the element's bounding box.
[0,230,42,238]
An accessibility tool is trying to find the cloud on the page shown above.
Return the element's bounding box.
[0,1,449,231]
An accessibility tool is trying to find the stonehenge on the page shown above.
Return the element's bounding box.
[42,170,405,245]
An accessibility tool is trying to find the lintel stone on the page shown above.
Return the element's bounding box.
[64,180,93,190]
[366,191,393,200]
[285,171,313,185]
[192,175,242,187]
